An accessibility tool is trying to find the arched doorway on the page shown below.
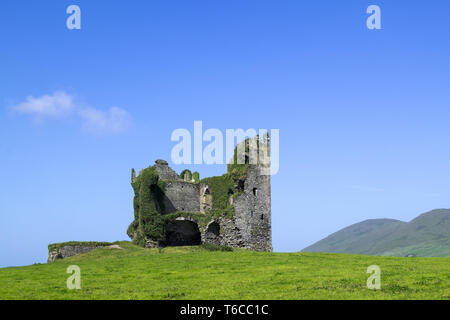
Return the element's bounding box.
[204,221,221,245]
[165,220,201,246]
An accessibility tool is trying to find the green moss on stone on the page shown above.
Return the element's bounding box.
[180,169,192,181]
[128,165,166,246]
[192,171,200,183]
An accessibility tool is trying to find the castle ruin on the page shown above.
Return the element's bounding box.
[127,135,272,251]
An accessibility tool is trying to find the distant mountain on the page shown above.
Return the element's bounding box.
[302,209,450,257]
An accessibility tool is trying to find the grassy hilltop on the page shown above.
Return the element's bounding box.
[0,242,449,300]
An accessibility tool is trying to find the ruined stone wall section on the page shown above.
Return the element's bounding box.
[47,245,106,262]
[162,181,200,214]
[232,165,272,251]
[153,159,181,181]
[199,165,271,252]
[200,218,244,248]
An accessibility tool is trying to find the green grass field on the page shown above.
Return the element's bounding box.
[0,242,449,300]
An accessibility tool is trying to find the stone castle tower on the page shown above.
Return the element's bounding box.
[127,135,272,251]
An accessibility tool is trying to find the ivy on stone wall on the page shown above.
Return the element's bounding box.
[200,141,252,218]
[127,165,166,246]
[200,174,235,218]
[192,171,200,183]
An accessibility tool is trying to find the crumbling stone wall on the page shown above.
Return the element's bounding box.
[153,159,180,180]
[47,243,111,262]
[197,165,271,251]
[162,180,200,214]
[233,165,272,251]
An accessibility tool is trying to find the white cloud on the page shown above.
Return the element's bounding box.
[12,91,74,118]
[12,91,131,135]
[79,106,131,135]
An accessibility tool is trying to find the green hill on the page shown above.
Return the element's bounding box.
[302,209,450,257]
[0,242,449,299]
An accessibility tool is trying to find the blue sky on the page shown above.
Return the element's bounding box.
[1,0,450,267]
